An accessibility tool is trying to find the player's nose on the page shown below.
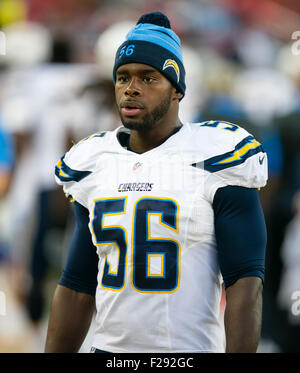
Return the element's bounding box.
[125,77,142,97]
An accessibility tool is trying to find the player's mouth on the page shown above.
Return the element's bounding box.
[121,100,144,116]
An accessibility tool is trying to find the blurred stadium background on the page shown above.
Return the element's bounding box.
[0,0,300,353]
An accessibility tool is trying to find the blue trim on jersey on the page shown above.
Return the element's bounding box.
[90,347,110,353]
[55,155,92,182]
[213,186,266,289]
[192,135,265,173]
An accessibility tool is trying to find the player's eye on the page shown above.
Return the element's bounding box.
[117,76,129,83]
[143,76,154,84]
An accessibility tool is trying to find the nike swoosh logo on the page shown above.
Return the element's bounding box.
[259,155,265,165]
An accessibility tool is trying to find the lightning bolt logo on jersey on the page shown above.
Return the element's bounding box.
[55,121,268,353]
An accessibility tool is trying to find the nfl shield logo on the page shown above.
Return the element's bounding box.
[133,162,142,172]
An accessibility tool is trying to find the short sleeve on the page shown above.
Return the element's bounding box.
[200,124,268,202]
[54,143,92,207]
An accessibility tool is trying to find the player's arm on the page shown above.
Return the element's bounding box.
[45,285,95,353]
[213,186,267,353]
[224,276,262,353]
[45,202,98,353]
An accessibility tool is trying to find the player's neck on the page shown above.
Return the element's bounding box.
[128,118,182,154]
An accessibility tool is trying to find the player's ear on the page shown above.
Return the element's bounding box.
[173,88,183,101]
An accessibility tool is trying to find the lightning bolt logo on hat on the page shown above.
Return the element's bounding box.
[163,59,180,83]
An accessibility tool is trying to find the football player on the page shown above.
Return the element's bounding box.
[45,12,268,353]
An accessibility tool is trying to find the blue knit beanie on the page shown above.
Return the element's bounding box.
[113,12,186,98]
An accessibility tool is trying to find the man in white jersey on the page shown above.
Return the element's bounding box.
[45,12,268,353]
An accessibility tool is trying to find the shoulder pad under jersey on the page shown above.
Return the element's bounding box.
[191,121,268,200]
[54,131,109,205]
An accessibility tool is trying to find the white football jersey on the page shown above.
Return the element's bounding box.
[55,121,268,353]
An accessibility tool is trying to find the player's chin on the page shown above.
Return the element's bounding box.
[120,116,147,130]
[122,120,145,131]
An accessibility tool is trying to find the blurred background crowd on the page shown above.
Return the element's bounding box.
[0,0,300,353]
